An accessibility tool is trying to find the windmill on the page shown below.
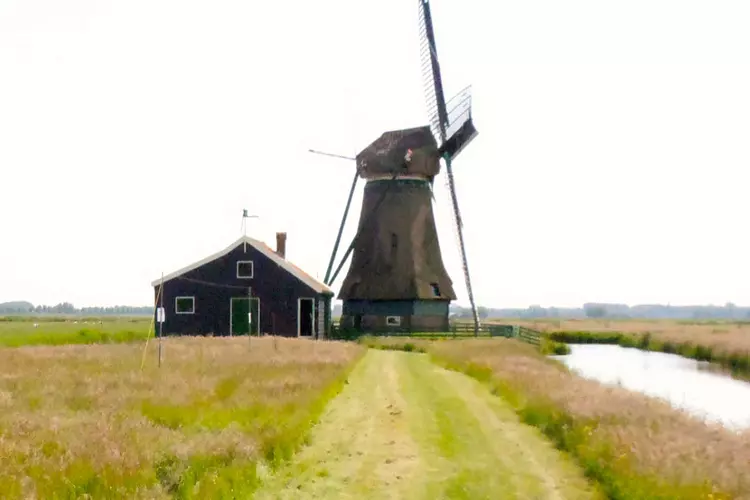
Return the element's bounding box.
[319,0,479,334]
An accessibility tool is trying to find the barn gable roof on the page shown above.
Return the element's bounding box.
[150,236,333,295]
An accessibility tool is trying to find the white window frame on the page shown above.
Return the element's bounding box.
[175,296,195,315]
[386,316,401,326]
[236,260,254,279]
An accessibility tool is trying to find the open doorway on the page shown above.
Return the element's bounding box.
[298,298,315,337]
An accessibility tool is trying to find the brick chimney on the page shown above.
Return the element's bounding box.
[276,232,287,259]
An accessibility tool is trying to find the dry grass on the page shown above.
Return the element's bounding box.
[507,318,750,353]
[0,336,362,498]
[365,337,750,498]
[422,338,750,499]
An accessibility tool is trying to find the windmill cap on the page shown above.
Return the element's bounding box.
[356,126,441,180]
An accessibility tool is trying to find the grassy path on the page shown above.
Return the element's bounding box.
[254,350,600,499]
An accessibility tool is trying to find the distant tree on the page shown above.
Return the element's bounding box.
[527,305,548,318]
[584,305,607,318]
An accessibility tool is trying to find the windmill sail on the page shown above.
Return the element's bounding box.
[417,0,477,160]
[417,0,449,143]
[441,86,478,159]
[416,0,481,335]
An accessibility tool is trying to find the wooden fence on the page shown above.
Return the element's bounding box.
[330,321,542,347]
[517,326,542,346]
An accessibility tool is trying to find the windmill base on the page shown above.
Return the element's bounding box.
[340,299,450,333]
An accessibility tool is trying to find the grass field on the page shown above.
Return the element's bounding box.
[3,316,750,497]
[0,316,152,347]
[364,336,750,499]
[0,336,362,498]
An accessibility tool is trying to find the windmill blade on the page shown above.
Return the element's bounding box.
[417,0,481,335]
[417,0,449,145]
[418,1,479,161]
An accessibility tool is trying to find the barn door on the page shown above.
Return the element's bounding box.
[230,297,260,336]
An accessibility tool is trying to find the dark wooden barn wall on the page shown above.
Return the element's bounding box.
[153,244,328,337]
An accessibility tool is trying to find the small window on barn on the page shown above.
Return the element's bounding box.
[386,316,401,326]
[237,260,254,279]
[430,283,441,297]
[175,296,195,314]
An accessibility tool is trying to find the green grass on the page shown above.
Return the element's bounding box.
[427,339,740,499]
[358,333,571,356]
[253,349,600,499]
[0,316,152,347]
[354,338,745,499]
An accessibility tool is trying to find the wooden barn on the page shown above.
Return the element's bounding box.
[151,233,334,338]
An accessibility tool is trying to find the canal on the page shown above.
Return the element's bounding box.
[552,344,750,430]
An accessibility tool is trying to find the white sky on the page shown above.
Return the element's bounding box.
[1,0,749,309]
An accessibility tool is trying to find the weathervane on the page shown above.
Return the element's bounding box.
[240,209,259,251]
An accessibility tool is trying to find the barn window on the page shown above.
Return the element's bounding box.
[237,260,254,279]
[386,316,401,326]
[430,283,441,297]
[175,296,195,314]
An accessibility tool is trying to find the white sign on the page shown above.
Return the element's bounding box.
[157,307,165,323]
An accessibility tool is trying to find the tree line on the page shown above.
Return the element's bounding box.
[450,302,750,321]
[0,301,152,316]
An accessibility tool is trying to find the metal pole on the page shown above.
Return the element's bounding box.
[308,149,355,161]
[307,148,360,285]
[443,154,480,336]
[158,272,164,367]
[327,172,399,286]
[324,170,359,284]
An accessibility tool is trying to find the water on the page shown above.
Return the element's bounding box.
[553,344,750,430]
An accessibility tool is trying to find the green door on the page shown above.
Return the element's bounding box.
[231,298,260,335]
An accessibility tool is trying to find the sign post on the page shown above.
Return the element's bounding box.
[248,287,253,349]
[158,273,165,367]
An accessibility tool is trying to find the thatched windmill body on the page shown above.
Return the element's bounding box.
[321,0,480,333]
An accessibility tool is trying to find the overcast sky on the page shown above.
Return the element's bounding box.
[1,0,749,309]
